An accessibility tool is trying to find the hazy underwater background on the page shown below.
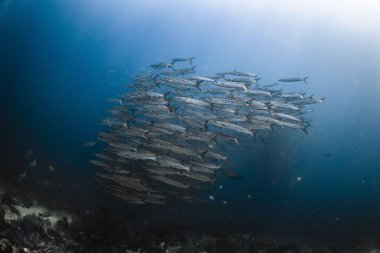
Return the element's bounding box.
[1,0,380,245]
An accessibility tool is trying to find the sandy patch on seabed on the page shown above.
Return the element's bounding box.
[3,200,72,225]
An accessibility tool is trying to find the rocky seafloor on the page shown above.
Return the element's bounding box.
[1,190,380,253]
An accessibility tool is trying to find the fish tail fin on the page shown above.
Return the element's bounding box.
[303,76,308,84]
[302,125,309,134]
[235,106,242,115]
[212,134,217,144]
[254,78,261,87]
[204,119,210,131]
[227,90,235,98]
[143,130,150,140]
[153,74,159,83]
[195,81,202,90]
[191,66,196,73]
[189,57,195,65]
[234,136,239,145]
[303,118,312,125]
[167,102,174,113]
[213,134,219,144]
[243,83,249,92]
[201,151,208,160]
[321,97,326,104]
[253,131,258,141]
[264,102,272,111]
[269,123,275,132]
[178,111,184,121]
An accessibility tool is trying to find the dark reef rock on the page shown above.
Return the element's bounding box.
[0,239,12,253]
[0,191,379,252]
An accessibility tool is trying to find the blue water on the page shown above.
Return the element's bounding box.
[1,0,380,242]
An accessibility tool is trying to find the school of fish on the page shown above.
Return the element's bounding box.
[89,57,325,205]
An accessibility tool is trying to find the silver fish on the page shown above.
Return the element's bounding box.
[278,76,308,84]
[171,57,195,65]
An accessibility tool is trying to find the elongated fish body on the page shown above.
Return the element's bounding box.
[95,153,115,162]
[276,120,307,133]
[108,142,138,152]
[147,126,174,136]
[224,77,259,84]
[102,118,128,128]
[132,74,156,82]
[261,83,278,88]
[207,98,245,106]
[151,175,190,189]
[181,171,212,183]
[147,168,180,176]
[190,76,215,83]
[150,62,173,69]
[228,70,258,77]
[161,69,186,76]
[291,97,326,106]
[251,115,280,124]
[215,133,239,145]
[158,157,191,172]
[89,159,112,169]
[145,91,168,99]
[205,74,224,80]
[116,127,148,139]
[161,76,197,87]
[209,120,253,136]
[154,123,187,133]
[213,81,248,92]
[177,133,214,143]
[163,66,196,76]
[145,141,203,161]
[247,123,272,131]
[267,101,300,111]
[116,150,157,161]
[171,57,195,65]
[280,93,304,100]
[278,76,308,84]
[229,116,249,123]
[272,112,302,123]
[204,151,228,161]
[243,89,272,97]
[249,100,268,108]
[174,96,210,107]
[190,162,221,170]
[190,166,214,174]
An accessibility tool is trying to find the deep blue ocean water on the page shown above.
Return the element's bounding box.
[1,0,380,242]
